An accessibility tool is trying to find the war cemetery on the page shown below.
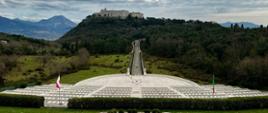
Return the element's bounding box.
[0,40,267,112]
[0,5,268,113]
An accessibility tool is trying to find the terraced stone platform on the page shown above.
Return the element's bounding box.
[2,74,267,107]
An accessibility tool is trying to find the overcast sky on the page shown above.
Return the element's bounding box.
[0,0,268,25]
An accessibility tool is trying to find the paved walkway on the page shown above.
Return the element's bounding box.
[130,40,144,75]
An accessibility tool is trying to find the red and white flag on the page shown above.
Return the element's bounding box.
[56,75,61,89]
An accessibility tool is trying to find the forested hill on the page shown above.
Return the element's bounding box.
[59,16,268,90]
[0,33,59,55]
[58,16,220,54]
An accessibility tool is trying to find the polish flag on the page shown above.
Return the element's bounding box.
[56,75,61,89]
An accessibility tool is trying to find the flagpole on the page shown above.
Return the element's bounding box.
[212,74,215,96]
[59,73,62,105]
[56,73,62,105]
[58,87,61,105]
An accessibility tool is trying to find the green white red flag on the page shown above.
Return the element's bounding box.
[212,74,215,95]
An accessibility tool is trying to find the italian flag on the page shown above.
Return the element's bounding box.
[212,74,215,95]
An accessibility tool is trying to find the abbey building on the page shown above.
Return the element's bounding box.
[93,8,144,19]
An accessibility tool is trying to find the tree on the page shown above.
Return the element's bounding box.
[235,56,268,89]
[0,63,6,85]
[40,54,52,67]
[260,25,264,29]
[70,48,90,70]
[78,48,90,65]
[0,55,17,85]
[241,24,244,29]
[234,23,239,32]
[256,38,268,56]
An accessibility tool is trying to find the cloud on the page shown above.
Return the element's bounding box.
[0,0,267,24]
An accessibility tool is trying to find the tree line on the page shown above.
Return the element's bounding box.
[139,19,268,90]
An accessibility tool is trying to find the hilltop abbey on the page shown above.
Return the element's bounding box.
[93,8,144,19]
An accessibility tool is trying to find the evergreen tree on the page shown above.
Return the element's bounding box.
[241,24,244,29]
[234,23,239,31]
[260,25,264,28]
[230,24,234,29]
[0,63,5,85]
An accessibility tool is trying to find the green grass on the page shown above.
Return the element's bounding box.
[144,55,179,75]
[2,54,212,86]
[144,55,211,84]
[0,106,100,113]
[91,54,129,70]
[5,56,42,82]
[2,54,129,85]
[5,56,72,82]
[167,109,268,113]
[48,66,121,84]
[49,54,130,84]
[4,56,72,85]
[0,106,267,113]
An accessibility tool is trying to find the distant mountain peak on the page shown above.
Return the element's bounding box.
[44,15,68,21]
[52,15,65,18]
[0,15,77,40]
[220,22,259,28]
[38,15,76,27]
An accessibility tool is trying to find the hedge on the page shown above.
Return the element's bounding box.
[68,96,268,110]
[0,93,44,107]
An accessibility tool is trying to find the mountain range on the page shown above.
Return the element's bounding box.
[0,15,263,40]
[0,15,76,40]
[220,22,260,28]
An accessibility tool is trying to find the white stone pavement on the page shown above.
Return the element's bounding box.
[1,74,267,107]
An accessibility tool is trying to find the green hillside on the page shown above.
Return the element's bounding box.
[0,33,130,88]
[59,16,268,90]
[0,33,59,55]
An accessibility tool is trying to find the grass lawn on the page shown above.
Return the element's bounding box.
[4,56,72,83]
[91,54,129,68]
[48,66,121,84]
[0,106,267,113]
[0,106,100,113]
[48,54,129,84]
[5,56,42,82]
[2,54,129,85]
[3,54,215,86]
[143,55,211,84]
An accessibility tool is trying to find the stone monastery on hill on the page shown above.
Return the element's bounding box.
[93,8,144,19]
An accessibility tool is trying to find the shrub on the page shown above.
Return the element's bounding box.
[17,83,27,88]
[27,69,33,73]
[127,109,137,113]
[152,109,161,113]
[118,109,125,113]
[35,68,44,72]
[144,109,151,113]
[108,108,117,113]
[35,81,42,85]
[146,69,152,73]
[114,59,120,63]
[68,96,268,110]
[0,94,44,107]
